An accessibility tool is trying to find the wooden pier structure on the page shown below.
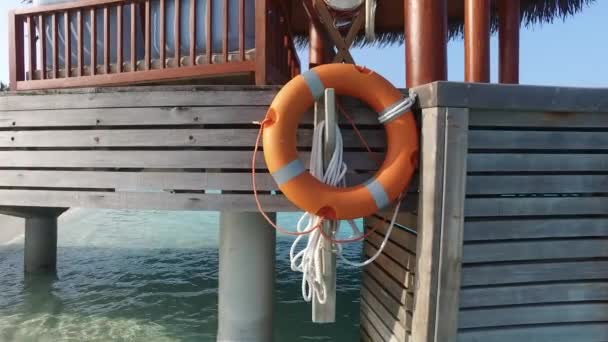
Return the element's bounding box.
[4,0,603,341]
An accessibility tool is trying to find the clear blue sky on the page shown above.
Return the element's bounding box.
[1,0,606,87]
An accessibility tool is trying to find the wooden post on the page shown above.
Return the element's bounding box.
[255,0,269,85]
[9,11,25,90]
[412,107,468,342]
[404,0,448,87]
[465,0,490,82]
[498,0,520,84]
[309,22,326,68]
[312,88,337,323]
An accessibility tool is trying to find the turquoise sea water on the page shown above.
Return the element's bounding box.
[0,210,362,341]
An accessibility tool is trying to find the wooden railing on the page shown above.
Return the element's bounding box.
[9,0,300,91]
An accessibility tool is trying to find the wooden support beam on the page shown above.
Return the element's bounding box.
[465,0,490,82]
[404,0,448,87]
[309,21,326,68]
[9,11,25,89]
[498,0,520,84]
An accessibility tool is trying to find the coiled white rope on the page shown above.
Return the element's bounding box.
[289,119,402,303]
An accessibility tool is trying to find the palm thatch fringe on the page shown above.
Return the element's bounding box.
[294,0,595,48]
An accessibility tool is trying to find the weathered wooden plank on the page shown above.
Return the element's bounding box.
[0,170,371,191]
[361,299,403,342]
[365,216,417,253]
[459,303,608,329]
[0,128,385,149]
[364,262,413,301]
[364,243,414,283]
[463,239,608,263]
[0,189,295,211]
[363,271,413,318]
[469,110,608,128]
[360,313,388,342]
[365,231,415,270]
[465,196,608,217]
[462,260,608,287]
[0,151,378,170]
[469,130,608,150]
[0,90,278,110]
[415,81,608,112]
[361,286,409,340]
[468,153,608,172]
[460,282,608,309]
[466,175,608,195]
[0,106,382,128]
[413,107,468,342]
[464,218,608,241]
[457,323,608,342]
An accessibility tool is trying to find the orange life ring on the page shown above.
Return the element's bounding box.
[262,64,418,220]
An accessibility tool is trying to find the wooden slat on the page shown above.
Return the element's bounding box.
[64,11,71,76]
[159,0,165,68]
[361,287,409,340]
[0,90,276,110]
[206,0,211,63]
[130,2,136,71]
[366,231,415,270]
[116,5,123,73]
[464,218,608,241]
[466,175,608,195]
[468,153,608,172]
[189,0,196,66]
[0,150,378,170]
[144,0,150,70]
[90,8,96,75]
[458,323,608,342]
[174,0,180,66]
[103,6,110,74]
[0,128,384,148]
[27,16,36,80]
[77,9,83,76]
[51,13,58,78]
[38,14,46,80]
[361,300,403,342]
[461,260,608,287]
[238,0,245,61]
[0,105,381,127]
[460,282,608,309]
[470,110,608,128]
[415,82,608,113]
[365,243,413,284]
[465,196,608,217]
[360,313,387,342]
[364,262,413,299]
[365,216,417,253]
[469,130,608,150]
[463,239,608,263]
[222,0,228,62]
[0,189,295,211]
[0,170,369,191]
[459,303,608,329]
[363,272,413,318]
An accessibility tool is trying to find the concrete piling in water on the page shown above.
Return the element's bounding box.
[24,216,59,274]
[217,211,276,342]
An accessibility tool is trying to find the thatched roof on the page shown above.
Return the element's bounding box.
[290,0,596,47]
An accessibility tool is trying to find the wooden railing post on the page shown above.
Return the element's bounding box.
[499,0,520,84]
[255,0,269,85]
[404,0,448,87]
[9,11,25,90]
[465,0,490,82]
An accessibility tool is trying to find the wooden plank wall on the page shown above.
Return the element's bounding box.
[458,109,608,342]
[0,86,408,212]
[360,212,418,342]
